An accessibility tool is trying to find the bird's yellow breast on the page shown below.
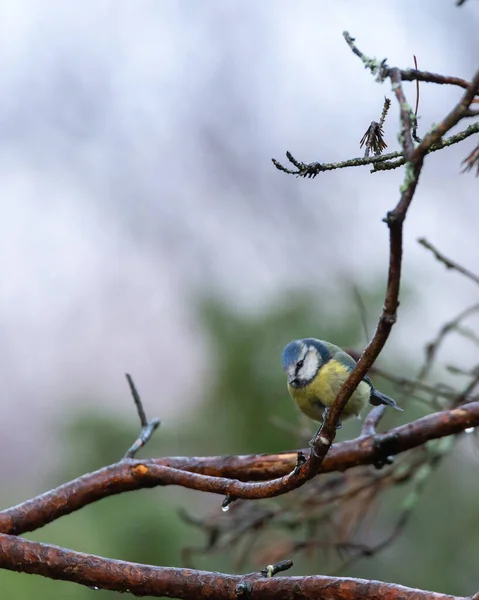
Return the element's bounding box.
[288,359,370,422]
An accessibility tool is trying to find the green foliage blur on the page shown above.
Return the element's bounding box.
[3,288,479,598]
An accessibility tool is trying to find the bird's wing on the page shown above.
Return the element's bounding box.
[333,350,374,389]
[333,350,357,371]
[334,348,402,410]
[317,340,343,358]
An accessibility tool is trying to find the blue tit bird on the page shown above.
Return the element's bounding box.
[281,338,402,424]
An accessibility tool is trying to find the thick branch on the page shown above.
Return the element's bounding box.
[0,533,466,600]
[2,402,478,536]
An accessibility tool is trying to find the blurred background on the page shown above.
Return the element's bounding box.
[1,0,479,597]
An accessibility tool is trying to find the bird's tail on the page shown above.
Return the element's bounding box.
[370,389,403,411]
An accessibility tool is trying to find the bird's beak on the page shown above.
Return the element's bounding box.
[288,375,298,388]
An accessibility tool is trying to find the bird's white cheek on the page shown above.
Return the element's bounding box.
[299,354,319,381]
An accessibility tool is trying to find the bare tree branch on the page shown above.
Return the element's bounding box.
[361,405,386,436]
[272,122,479,177]
[415,69,479,153]
[0,533,468,600]
[399,69,477,92]
[419,238,479,286]
[124,373,160,459]
[418,303,479,381]
[359,97,390,157]
[1,401,478,537]
[461,143,479,175]
[273,33,479,180]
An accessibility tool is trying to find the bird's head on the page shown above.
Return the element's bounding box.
[281,339,327,388]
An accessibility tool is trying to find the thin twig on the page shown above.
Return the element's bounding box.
[272,122,479,177]
[388,67,415,160]
[274,37,479,180]
[352,285,370,342]
[461,143,479,176]
[124,374,160,459]
[359,98,390,157]
[361,406,386,436]
[413,56,420,117]
[418,238,479,286]
[272,148,402,177]
[412,55,421,143]
[343,33,476,94]
[261,559,293,577]
[418,303,479,381]
[455,369,479,406]
[372,367,471,405]
[415,68,479,156]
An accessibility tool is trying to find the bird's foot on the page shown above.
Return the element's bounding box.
[307,437,320,458]
[322,407,342,429]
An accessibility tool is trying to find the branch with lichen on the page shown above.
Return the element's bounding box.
[359,97,391,157]
[273,33,479,178]
[272,123,479,177]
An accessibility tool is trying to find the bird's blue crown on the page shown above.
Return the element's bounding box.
[281,338,330,371]
[281,340,303,371]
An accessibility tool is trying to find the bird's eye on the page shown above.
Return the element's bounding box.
[296,359,304,371]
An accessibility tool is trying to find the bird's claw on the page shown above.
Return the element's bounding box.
[322,408,342,430]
